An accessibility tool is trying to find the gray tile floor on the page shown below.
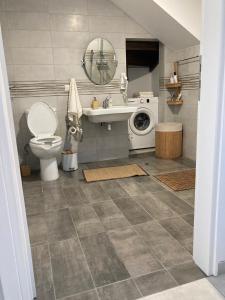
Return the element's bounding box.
[23,154,205,300]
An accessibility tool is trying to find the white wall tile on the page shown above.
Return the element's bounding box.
[125,32,154,40]
[6,12,50,30]
[0,12,8,28]
[56,95,68,117]
[87,0,124,17]
[89,16,125,33]
[48,0,88,15]
[2,0,160,165]
[13,96,58,116]
[124,16,147,34]
[54,64,86,80]
[6,64,14,80]
[0,1,6,11]
[115,48,126,65]
[51,31,89,48]
[97,146,128,161]
[13,65,55,80]
[89,32,125,49]
[11,48,53,65]
[5,30,51,47]
[50,14,89,32]
[114,63,126,78]
[53,48,83,65]
[78,137,97,162]
[5,0,48,12]
[3,46,13,64]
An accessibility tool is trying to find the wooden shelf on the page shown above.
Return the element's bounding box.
[165,82,182,89]
[167,100,183,106]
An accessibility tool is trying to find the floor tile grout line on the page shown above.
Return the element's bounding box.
[163,260,206,286]
[131,278,144,298]
[131,219,193,271]
[116,169,193,213]
[128,192,177,222]
[56,288,96,300]
[158,214,194,229]
[70,193,192,275]
[67,208,169,297]
[35,232,194,282]
[131,223,167,272]
[93,277,134,291]
[26,156,197,299]
[47,242,57,300]
[164,259,198,271]
[69,209,102,300]
[152,219,193,261]
[151,179,194,208]
[163,268,180,287]
[29,203,193,262]
[180,214,194,227]
[149,173,195,209]
[147,189,194,216]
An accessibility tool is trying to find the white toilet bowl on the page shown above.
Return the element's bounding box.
[26,102,63,181]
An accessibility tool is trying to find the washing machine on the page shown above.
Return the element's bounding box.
[128,97,158,150]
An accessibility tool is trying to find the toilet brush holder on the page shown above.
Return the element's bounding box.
[62,150,78,172]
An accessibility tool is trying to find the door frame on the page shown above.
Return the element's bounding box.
[1,0,225,296]
[193,0,225,276]
[0,27,36,299]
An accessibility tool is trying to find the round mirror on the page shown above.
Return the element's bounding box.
[83,38,118,85]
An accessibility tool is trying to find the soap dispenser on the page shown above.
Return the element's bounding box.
[91,97,100,109]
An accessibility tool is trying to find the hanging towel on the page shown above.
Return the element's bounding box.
[68,78,82,122]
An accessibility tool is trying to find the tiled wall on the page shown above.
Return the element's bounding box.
[0,0,154,168]
[160,45,200,160]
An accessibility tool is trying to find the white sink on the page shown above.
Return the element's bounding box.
[83,106,137,123]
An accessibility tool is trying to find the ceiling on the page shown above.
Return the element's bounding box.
[110,0,201,50]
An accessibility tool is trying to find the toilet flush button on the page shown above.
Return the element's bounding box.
[140,99,144,104]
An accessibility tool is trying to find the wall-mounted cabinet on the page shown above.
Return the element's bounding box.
[126,40,160,97]
[126,40,159,71]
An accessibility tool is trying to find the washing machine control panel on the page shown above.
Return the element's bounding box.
[128,97,158,106]
[140,98,150,104]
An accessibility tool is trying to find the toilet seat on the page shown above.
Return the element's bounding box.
[27,102,58,137]
[30,135,62,146]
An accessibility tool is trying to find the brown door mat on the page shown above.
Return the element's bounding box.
[83,164,148,183]
[154,169,195,191]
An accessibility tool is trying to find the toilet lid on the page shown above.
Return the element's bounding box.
[27,102,58,137]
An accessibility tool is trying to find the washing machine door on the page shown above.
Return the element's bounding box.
[129,107,155,136]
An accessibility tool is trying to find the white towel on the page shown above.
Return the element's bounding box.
[68,78,82,122]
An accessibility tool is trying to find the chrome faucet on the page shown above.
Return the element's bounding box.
[102,96,111,108]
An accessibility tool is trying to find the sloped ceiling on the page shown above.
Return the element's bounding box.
[110,0,201,50]
[153,0,201,40]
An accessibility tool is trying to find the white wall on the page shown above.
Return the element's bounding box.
[0,280,4,300]
[153,0,201,40]
[0,27,35,299]
[194,0,225,276]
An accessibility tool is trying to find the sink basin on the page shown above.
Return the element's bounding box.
[83,106,137,123]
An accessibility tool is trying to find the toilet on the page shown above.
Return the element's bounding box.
[26,102,63,181]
